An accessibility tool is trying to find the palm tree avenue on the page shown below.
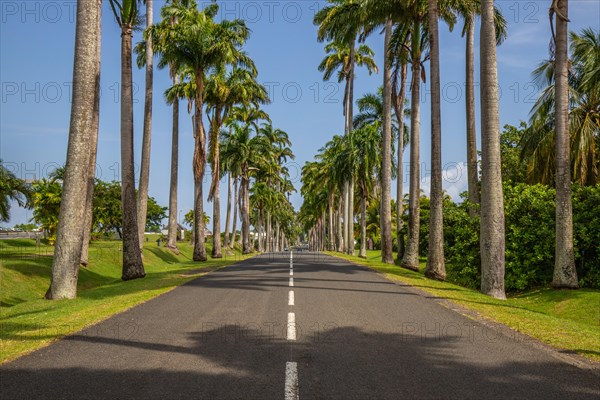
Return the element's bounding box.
[1,0,599,398]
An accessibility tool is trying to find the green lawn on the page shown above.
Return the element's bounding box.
[326,250,600,362]
[0,237,252,363]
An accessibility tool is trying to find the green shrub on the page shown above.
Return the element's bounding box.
[444,183,600,291]
[573,185,600,288]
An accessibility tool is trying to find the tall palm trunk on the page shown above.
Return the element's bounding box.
[466,17,480,216]
[257,207,264,252]
[48,0,101,299]
[193,182,207,261]
[266,210,272,252]
[380,19,395,264]
[192,72,207,262]
[337,195,344,252]
[402,20,422,272]
[231,177,239,248]
[425,0,446,280]
[343,182,349,253]
[166,74,180,252]
[81,2,102,268]
[328,192,334,251]
[359,187,367,258]
[137,0,153,250]
[212,178,222,258]
[241,174,252,254]
[552,0,578,288]
[394,63,408,261]
[120,25,145,280]
[209,112,223,258]
[480,0,506,299]
[223,173,232,249]
[275,221,280,252]
[347,43,356,255]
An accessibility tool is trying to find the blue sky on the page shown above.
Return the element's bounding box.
[1,0,599,227]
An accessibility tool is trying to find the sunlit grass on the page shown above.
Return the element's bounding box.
[326,250,600,362]
[0,238,252,363]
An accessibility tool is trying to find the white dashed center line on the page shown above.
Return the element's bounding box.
[285,250,299,399]
[287,312,296,340]
[285,361,299,400]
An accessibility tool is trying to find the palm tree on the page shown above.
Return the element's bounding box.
[380,19,394,264]
[315,1,377,255]
[205,66,268,258]
[136,0,154,250]
[458,1,507,216]
[386,24,412,260]
[144,0,194,254]
[257,123,293,252]
[551,0,578,288]
[224,105,270,252]
[0,160,31,222]
[353,123,381,258]
[424,0,445,280]
[402,13,429,272]
[80,2,102,267]
[155,2,251,261]
[48,0,102,299]
[464,2,480,216]
[479,0,506,299]
[221,117,269,253]
[109,0,145,280]
[317,40,377,254]
[523,28,599,186]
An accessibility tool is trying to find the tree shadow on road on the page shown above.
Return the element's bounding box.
[1,323,598,399]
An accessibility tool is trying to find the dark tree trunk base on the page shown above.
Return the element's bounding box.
[425,270,446,281]
[165,245,180,255]
[122,268,146,281]
[193,252,207,262]
[550,283,579,289]
[400,262,420,272]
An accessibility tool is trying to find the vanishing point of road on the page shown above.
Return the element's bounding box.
[1,252,599,399]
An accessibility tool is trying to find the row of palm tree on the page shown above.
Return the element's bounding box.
[47,0,296,299]
[302,0,581,298]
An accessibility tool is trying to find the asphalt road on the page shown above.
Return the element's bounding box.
[1,252,599,399]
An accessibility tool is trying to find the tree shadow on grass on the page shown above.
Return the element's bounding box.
[146,247,180,264]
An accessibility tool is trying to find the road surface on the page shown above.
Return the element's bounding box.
[1,252,598,399]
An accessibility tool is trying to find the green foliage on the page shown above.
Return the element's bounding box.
[503,184,556,290]
[573,185,600,287]
[500,123,528,184]
[92,180,123,237]
[0,160,32,222]
[31,179,62,242]
[443,199,481,289]
[184,209,209,228]
[524,27,599,185]
[445,183,600,291]
[13,223,38,231]
[145,198,167,232]
[32,175,167,240]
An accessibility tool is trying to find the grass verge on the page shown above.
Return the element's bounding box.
[0,237,253,364]
[326,250,600,363]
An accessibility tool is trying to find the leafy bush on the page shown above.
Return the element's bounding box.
[444,183,600,291]
[573,185,600,287]
[444,200,481,289]
[503,184,556,290]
